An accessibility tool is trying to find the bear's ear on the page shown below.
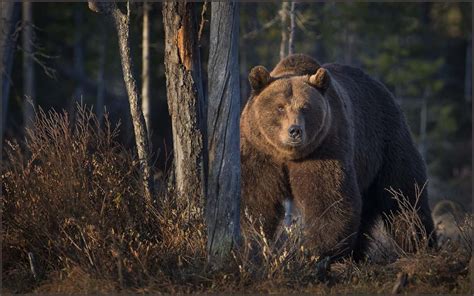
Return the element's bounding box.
[249,66,272,93]
[308,68,330,91]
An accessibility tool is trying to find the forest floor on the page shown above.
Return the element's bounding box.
[2,107,473,294]
[3,230,472,294]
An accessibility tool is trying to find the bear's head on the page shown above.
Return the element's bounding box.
[245,66,332,160]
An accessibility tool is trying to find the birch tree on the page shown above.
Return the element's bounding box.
[288,1,296,55]
[279,2,289,60]
[22,1,35,131]
[141,1,151,137]
[88,1,155,203]
[1,2,20,143]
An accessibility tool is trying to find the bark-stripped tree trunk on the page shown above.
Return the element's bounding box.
[1,2,20,143]
[288,1,296,55]
[88,1,155,204]
[206,1,241,267]
[22,0,35,131]
[162,2,206,204]
[141,1,151,137]
[279,2,289,60]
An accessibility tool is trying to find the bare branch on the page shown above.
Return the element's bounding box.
[198,1,208,43]
[288,1,296,55]
[242,15,279,40]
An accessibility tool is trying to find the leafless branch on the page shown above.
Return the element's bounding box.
[198,1,208,43]
[242,14,280,40]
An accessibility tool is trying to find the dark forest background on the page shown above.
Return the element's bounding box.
[2,2,472,208]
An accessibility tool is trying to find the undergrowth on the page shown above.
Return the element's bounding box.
[2,106,472,294]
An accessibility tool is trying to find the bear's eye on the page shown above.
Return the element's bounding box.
[277,105,285,113]
[301,105,310,113]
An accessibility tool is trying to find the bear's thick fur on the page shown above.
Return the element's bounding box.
[240,54,435,259]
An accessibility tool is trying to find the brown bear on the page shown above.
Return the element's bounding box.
[240,54,435,260]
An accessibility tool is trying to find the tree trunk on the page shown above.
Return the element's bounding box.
[465,38,471,102]
[96,19,106,125]
[141,1,151,137]
[419,93,428,161]
[343,28,354,65]
[288,1,296,55]
[73,6,85,109]
[88,1,155,204]
[1,2,20,143]
[206,1,241,267]
[279,2,289,60]
[162,2,206,204]
[22,0,35,131]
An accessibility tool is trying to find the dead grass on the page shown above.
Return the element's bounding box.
[1,106,472,294]
[384,183,432,255]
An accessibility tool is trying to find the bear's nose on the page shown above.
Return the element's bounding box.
[288,125,302,140]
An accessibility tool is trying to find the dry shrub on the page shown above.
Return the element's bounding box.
[234,185,471,294]
[34,267,118,294]
[455,213,473,254]
[2,106,204,289]
[377,183,433,257]
[232,209,331,292]
[369,185,472,265]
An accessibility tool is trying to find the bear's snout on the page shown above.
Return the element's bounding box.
[288,125,303,141]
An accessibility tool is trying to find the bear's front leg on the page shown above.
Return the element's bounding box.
[241,148,289,240]
[287,158,361,259]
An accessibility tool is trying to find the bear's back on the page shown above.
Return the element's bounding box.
[271,54,321,78]
[322,62,404,133]
[324,63,415,192]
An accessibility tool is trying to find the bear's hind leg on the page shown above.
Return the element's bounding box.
[352,196,379,261]
[375,147,436,253]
